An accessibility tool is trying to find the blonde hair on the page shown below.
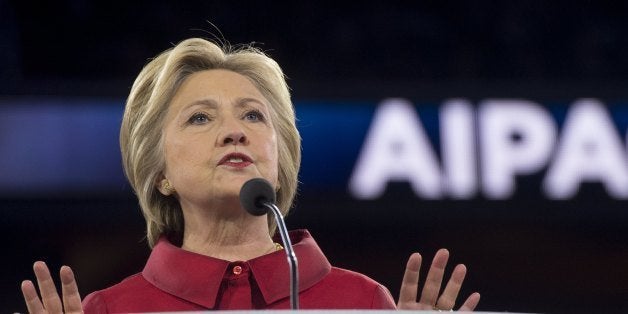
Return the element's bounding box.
[120,38,301,247]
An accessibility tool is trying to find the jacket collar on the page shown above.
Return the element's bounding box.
[142,229,331,308]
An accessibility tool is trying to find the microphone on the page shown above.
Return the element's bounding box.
[240,178,299,310]
[240,177,276,216]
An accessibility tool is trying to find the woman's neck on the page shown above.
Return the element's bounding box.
[179,202,276,261]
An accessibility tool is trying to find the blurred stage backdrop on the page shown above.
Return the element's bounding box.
[2,2,628,313]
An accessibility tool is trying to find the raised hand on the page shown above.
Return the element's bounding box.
[397,249,480,311]
[21,261,83,314]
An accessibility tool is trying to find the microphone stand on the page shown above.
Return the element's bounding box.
[262,201,299,310]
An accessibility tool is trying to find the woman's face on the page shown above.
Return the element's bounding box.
[160,69,279,210]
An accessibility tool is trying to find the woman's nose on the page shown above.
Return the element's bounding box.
[222,131,247,145]
[220,118,248,145]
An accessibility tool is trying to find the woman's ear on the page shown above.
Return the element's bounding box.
[156,177,176,196]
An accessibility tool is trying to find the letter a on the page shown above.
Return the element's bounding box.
[544,99,628,199]
[349,98,442,199]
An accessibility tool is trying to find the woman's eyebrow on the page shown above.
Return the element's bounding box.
[235,97,267,108]
[184,98,218,110]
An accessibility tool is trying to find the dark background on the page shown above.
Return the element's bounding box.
[2,1,628,313]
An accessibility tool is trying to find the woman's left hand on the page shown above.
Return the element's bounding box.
[397,249,480,311]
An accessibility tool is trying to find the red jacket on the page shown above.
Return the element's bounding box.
[83,230,396,313]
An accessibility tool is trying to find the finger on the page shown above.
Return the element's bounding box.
[458,292,481,312]
[33,261,63,313]
[418,248,449,306]
[21,280,46,314]
[397,253,422,306]
[60,266,83,313]
[436,264,467,310]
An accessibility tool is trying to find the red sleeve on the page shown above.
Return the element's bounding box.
[371,284,397,309]
[82,291,108,314]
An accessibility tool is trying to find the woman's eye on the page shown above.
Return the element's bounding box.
[244,110,265,122]
[188,113,210,125]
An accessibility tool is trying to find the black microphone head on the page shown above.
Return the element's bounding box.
[240,178,276,216]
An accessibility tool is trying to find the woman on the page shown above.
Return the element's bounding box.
[21,38,480,312]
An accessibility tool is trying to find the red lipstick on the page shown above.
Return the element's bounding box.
[218,152,253,169]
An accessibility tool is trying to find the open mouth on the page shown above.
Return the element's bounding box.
[218,152,253,168]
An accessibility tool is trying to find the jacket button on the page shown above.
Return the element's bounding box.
[232,265,243,275]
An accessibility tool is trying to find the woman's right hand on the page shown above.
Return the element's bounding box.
[21,261,83,314]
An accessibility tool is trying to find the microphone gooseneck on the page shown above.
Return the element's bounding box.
[240,178,299,310]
